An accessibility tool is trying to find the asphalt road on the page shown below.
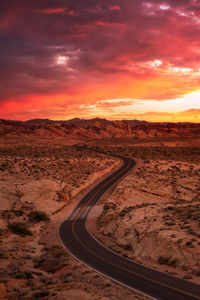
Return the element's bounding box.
[59,155,200,300]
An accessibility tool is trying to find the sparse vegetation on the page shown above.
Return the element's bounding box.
[94,142,200,281]
[158,256,171,265]
[8,222,33,236]
[1,138,200,299]
[33,290,49,298]
[28,211,49,222]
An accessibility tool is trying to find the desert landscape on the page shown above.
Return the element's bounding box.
[0,128,151,300]
[92,145,200,284]
[0,119,200,299]
[2,1,200,298]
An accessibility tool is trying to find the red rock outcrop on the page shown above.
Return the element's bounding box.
[0,118,200,139]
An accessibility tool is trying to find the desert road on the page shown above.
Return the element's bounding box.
[59,155,200,300]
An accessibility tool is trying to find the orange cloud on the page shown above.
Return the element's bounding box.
[1,70,200,121]
[107,109,200,123]
[96,100,135,108]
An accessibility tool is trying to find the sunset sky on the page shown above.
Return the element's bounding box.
[0,0,200,122]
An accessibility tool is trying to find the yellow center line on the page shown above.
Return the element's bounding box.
[71,157,200,300]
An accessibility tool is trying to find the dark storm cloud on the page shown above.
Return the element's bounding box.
[1,0,200,101]
[0,35,77,99]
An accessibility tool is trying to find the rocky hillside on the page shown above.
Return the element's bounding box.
[0,118,200,139]
[94,147,200,283]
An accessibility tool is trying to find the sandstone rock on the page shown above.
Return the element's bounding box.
[0,282,7,299]
[1,118,200,139]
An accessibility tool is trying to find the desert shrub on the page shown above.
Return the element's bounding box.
[11,210,24,216]
[50,245,67,258]
[177,238,182,243]
[28,211,49,222]
[167,258,178,267]
[158,256,171,265]
[8,222,32,236]
[15,271,33,279]
[196,269,200,276]
[185,240,192,246]
[34,254,46,268]
[0,249,7,259]
[103,204,110,211]
[33,290,49,298]
[103,203,117,211]
[24,271,34,279]
[123,243,132,251]
[183,274,192,280]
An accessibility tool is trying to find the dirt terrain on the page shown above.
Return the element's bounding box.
[1,124,200,299]
[93,144,200,284]
[0,139,149,300]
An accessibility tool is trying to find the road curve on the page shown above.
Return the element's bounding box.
[59,155,200,300]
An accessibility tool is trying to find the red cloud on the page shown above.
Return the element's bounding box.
[110,5,121,11]
[1,0,200,122]
[95,21,125,27]
[38,8,67,14]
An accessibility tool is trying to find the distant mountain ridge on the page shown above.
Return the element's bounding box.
[0,118,200,139]
[23,118,149,127]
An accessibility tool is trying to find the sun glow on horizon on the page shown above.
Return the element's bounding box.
[1,0,200,122]
[127,90,200,114]
[1,89,200,122]
[68,90,200,122]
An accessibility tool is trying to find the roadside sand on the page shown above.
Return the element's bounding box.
[0,140,149,300]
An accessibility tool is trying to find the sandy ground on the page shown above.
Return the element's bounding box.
[93,145,200,285]
[0,140,149,300]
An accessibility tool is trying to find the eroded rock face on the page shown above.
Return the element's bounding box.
[113,121,132,132]
[1,118,200,139]
[107,121,132,138]
[96,158,200,282]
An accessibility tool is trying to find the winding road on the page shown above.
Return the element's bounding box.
[59,155,200,300]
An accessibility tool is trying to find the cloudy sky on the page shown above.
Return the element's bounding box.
[0,0,200,121]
